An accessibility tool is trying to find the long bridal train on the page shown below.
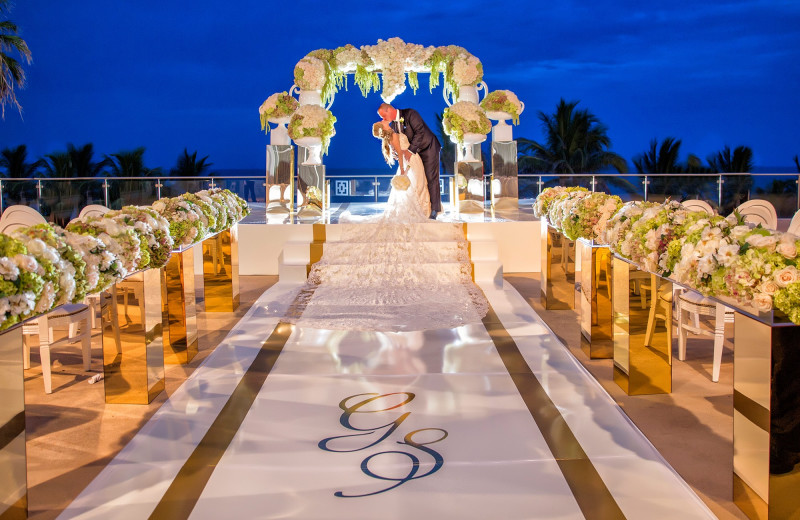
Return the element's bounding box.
[282,221,488,331]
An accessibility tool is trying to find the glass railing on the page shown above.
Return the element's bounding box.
[1,172,798,221]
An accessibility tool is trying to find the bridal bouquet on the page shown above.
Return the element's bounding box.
[259,92,299,133]
[391,175,411,191]
[480,90,523,125]
[0,233,47,329]
[288,104,337,153]
[442,101,491,145]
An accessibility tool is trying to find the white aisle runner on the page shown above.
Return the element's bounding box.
[59,281,716,520]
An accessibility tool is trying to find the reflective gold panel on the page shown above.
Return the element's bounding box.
[540,221,575,310]
[578,240,613,359]
[456,160,484,214]
[162,248,198,364]
[490,141,518,211]
[0,326,27,519]
[265,144,294,214]
[102,270,166,404]
[611,258,672,395]
[307,224,326,276]
[733,313,800,519]
[203,225,240,312]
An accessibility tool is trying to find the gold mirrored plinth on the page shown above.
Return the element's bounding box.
[611,257,672,395]
[102,270,166,404]
[202,225,240,312]
[456,159,484,214]
[578,240,613,359]
[161,248,198,364]
[540,221,575,310]
[0,325,27,518]
[733,313,800,520]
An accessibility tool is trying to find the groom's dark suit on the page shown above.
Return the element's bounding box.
[393,108,442,213]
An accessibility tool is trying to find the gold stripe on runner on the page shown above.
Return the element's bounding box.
[149,321,295,519]
[483,304,627,520]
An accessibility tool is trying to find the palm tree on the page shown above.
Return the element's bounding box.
[0,1,32,118]
[41,151,72,178]
[67,143,108,177]
[0,144,41,178]
[633,138,683,173]
[707,145,754,173]
[517,98,627,175]
[793,155,799,173]
[105,147,162,208]
[170,148,213,177]
[0,144,40,203]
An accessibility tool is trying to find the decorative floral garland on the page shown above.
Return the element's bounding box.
[289,38,483,104]
[0,189,249,330]
[536,187,800,324]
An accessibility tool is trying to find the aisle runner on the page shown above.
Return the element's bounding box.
[59,282,715,520]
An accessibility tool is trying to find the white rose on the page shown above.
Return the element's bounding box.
[754,293,773,312]
[773,265,799,287]
[776,237,798,259]
[761,280,779,295]
[731,225,752,240]
[746,234,778,250]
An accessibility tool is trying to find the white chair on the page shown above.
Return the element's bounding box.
[0,205,48,234]
[733,199,778,229]
[681,199,715,215]
[788,209,800,236]
[78,204,110,219]
[74,204,110,328]
[675,290,732,383]
[22,304,92,394]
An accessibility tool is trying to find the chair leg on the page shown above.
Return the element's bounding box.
[712,304,725,383]
[677,302,687,361]
[644,292,658,347]
[23,335,30,370]
[40,339,53,394]
[81,317,91,371]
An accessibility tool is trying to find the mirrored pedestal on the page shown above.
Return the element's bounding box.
[611,257,672,395]
[161,247,198,364]
[0,325,26,518]
[540,221,575,310]
[578,239,613,359]
[202,225,240,312]
[102,270,165,404]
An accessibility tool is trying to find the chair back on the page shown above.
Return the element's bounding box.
[0,205,48,234]
[733,199,778,229]
[681,199,714,215]
[78,204,110,219]
[788,210,800,237]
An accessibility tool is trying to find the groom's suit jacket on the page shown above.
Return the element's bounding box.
[394,108,442,158]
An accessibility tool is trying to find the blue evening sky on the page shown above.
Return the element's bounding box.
[1,0,799,172]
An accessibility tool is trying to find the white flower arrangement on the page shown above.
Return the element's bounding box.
[294,56,327,91]
[364,37,410,103]
[480,90,523,125]
[288,104,337,153]
[259,91,299,133]
[452,54,483,87]
[442,101,492,144]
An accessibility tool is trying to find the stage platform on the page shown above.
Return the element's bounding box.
[231,202,542,276]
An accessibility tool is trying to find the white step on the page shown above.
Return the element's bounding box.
[281,242,311,264]
[278,262,308,283]
[469,240,499,262]
[473,260,503,288]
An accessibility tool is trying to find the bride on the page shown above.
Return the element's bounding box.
[371,120,431,222]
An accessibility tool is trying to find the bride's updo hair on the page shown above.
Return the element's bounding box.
[372,121,395,166]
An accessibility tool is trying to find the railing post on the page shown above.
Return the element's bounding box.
[643,175,649,201]
[536,175,544,197]
[155,178,163,200]
[0,179,3,216]
[103,178,109,207]
[591,175,596,192]
[717,175,724,209]
[36,179,43,213]
[374,176,379,203]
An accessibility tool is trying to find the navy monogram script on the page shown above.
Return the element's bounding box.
[318,392,448,498]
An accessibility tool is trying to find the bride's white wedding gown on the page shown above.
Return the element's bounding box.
[281,135,488,331]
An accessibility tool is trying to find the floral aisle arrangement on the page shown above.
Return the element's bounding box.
[534,187,800,323]
[259,92,299,133]
[556,192,623,242]
[442,101,491,145]
[288,104,337,154]
[0,189,249,330]
[480,90,523,124]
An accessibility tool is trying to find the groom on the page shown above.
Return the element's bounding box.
[378,103,442,218]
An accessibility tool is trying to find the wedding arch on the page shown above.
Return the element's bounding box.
[258,38,525,165]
